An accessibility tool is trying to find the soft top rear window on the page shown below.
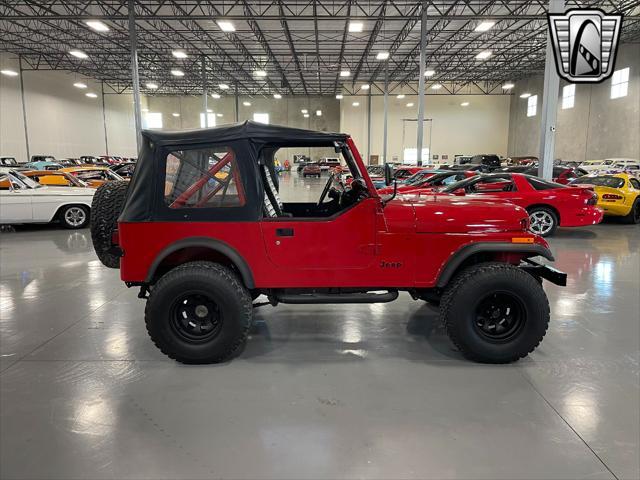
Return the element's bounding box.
[572,176,625,188]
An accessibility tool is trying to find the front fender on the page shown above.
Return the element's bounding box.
[436,242,554,288]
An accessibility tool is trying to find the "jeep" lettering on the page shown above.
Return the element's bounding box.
[380,261,402,269]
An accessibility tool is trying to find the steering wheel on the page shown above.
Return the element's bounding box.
[317,172,343,206]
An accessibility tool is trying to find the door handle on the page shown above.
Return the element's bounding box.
[275,228,294,237]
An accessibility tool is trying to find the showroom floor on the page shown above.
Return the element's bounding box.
[1,173,639,480]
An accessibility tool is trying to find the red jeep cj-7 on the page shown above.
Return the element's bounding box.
[91,121,566,364]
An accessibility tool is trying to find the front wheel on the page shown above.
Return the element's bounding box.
[145,261,252,364]
[440,262,549,363]
[59,205,89,229]
[528,206,558,237]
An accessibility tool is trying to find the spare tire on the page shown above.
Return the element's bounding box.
[91,180,129,268]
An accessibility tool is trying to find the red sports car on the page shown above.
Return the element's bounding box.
[378,170,477,195]
[410,173,603,237]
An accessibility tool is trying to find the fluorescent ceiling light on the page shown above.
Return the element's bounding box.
[273,93,282,99]
[424,69,435,77]
[303,113,310,118]
[69,49,88,59]
[141,108,149,112]
[376,51,389,60]
[396,94,405,99]
[316,110,322,116]
[217,20,235,32]
[352,102,360,106]
[474,21,495,32]
[461,102,470,106]
[211,93,221,99]
[85,20,109,32]
[73,81,87,88]
[85,92,98,98]
[170,69,184,77]
[301,109,308,114]
[216,113,223,117]
[502,83,515,90]
[431,83,442,90]
[145,82,158,89]
[219,83,229,90]
[243,101,251,106]
[340,70,350,77]
[520,92,531,98]
[336,94,343,99]
[254,70,267,77]
[172,50,188,59]
[1,69,18,77]
[172,112,180,117]
[360,84,370,90]
[348,22,363,33]
[207,109,213,113]
[475,50,492,60]
[406,102,414,107]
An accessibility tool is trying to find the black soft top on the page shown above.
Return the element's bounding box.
[121,121,348,223]
[142,120,348,148]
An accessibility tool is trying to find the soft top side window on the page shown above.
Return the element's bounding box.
[164,146,245,209]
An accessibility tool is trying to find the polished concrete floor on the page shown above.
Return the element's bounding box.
[1,172,639,479]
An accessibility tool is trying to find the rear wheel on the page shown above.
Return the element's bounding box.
[90,180,129,268]
[59,205,89,229]
[440,262,549,363]
[145,262,252,364]
[622,198,640,224]
[528,206,558,237]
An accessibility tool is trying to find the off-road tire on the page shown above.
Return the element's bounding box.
[90,180,129,268]
[440,262,549,363]
[59,204,90,229]
[622,198,640,224]
[145,261,252,364]
[527,206,558,237]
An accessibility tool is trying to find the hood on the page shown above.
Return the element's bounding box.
[392,194,528,234]
[36,186,96,196]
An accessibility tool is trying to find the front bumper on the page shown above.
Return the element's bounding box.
[522,259,567,286]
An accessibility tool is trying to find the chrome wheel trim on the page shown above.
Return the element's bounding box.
[529,210,554,235]
[64,207,86,227]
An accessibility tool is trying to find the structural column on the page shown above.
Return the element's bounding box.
[18,56,30,160]
[538,0,565,180]
[201,56,208,127]
[383,60,388,164]
[128,0,142,151]
[366,88,372,165]
[416,0,427,166]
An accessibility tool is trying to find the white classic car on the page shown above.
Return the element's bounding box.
[580,158,639,173]
[0,169,95,228]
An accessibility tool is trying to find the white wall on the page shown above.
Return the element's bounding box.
[0,54,27,161]
[341,93,511,164]
[2,53,512,165]
[508,43,640,161]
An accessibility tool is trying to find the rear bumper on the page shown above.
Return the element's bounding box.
[598,202,632,217]
[522,259,567,286]
[560,206,604,227]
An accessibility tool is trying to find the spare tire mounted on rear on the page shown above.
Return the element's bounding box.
[90,180,129,268]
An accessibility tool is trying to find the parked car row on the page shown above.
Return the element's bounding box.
[0,161,136,229]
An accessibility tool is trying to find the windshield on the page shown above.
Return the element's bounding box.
[441,176,478,193]
[571,176,625,188]
[1,158,17,165]
[367,166,384,177]
[11,170,42,188]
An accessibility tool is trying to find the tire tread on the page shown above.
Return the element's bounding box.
[440,262,550,363]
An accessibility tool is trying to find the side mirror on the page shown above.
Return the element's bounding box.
[384,163,394,186]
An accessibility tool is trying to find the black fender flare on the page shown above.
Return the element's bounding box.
[436,242,554,288]
[145,237,255,288]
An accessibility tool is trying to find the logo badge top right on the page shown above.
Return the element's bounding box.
[548,8,623,83]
